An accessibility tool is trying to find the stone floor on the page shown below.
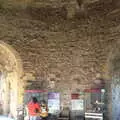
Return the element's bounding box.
[0,116,14,120]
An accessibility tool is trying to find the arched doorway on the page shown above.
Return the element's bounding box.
[0,41,23,118]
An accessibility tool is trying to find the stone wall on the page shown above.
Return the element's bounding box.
[0,9,119,87]
[0,3,119,110]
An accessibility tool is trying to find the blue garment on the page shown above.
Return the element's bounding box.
[29,116,37,120]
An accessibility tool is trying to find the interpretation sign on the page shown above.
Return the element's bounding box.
[48,92,60,114]
[71,93,84,111]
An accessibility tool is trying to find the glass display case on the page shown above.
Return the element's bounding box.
[23,90,48,120]
[23,90,61,120]
[84,88,106,120]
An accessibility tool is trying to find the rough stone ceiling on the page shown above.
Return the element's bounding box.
[0,0,119,21]
[2,0,120,16]
[32,0,120,15]
[33,0,118,7]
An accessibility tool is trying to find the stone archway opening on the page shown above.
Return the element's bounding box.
[0,41,23,118]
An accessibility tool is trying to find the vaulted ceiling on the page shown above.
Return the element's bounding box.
[30,0,120,17]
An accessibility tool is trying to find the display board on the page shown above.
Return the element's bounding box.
[71,99,84,110]
[71,93,84,111]
[48,92,60,114]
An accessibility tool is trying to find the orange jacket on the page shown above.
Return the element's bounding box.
[27,101,41,116]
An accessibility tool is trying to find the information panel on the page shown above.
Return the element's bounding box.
[48,92,60,114]
[71,93,84,111]
[71,99,84,110]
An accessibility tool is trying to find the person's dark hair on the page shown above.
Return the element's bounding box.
[32,97,38,103]
[41,100,46,104]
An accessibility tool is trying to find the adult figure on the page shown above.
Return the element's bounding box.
[27,97,41,120]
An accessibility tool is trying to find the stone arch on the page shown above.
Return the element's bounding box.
[0,41,24,118]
